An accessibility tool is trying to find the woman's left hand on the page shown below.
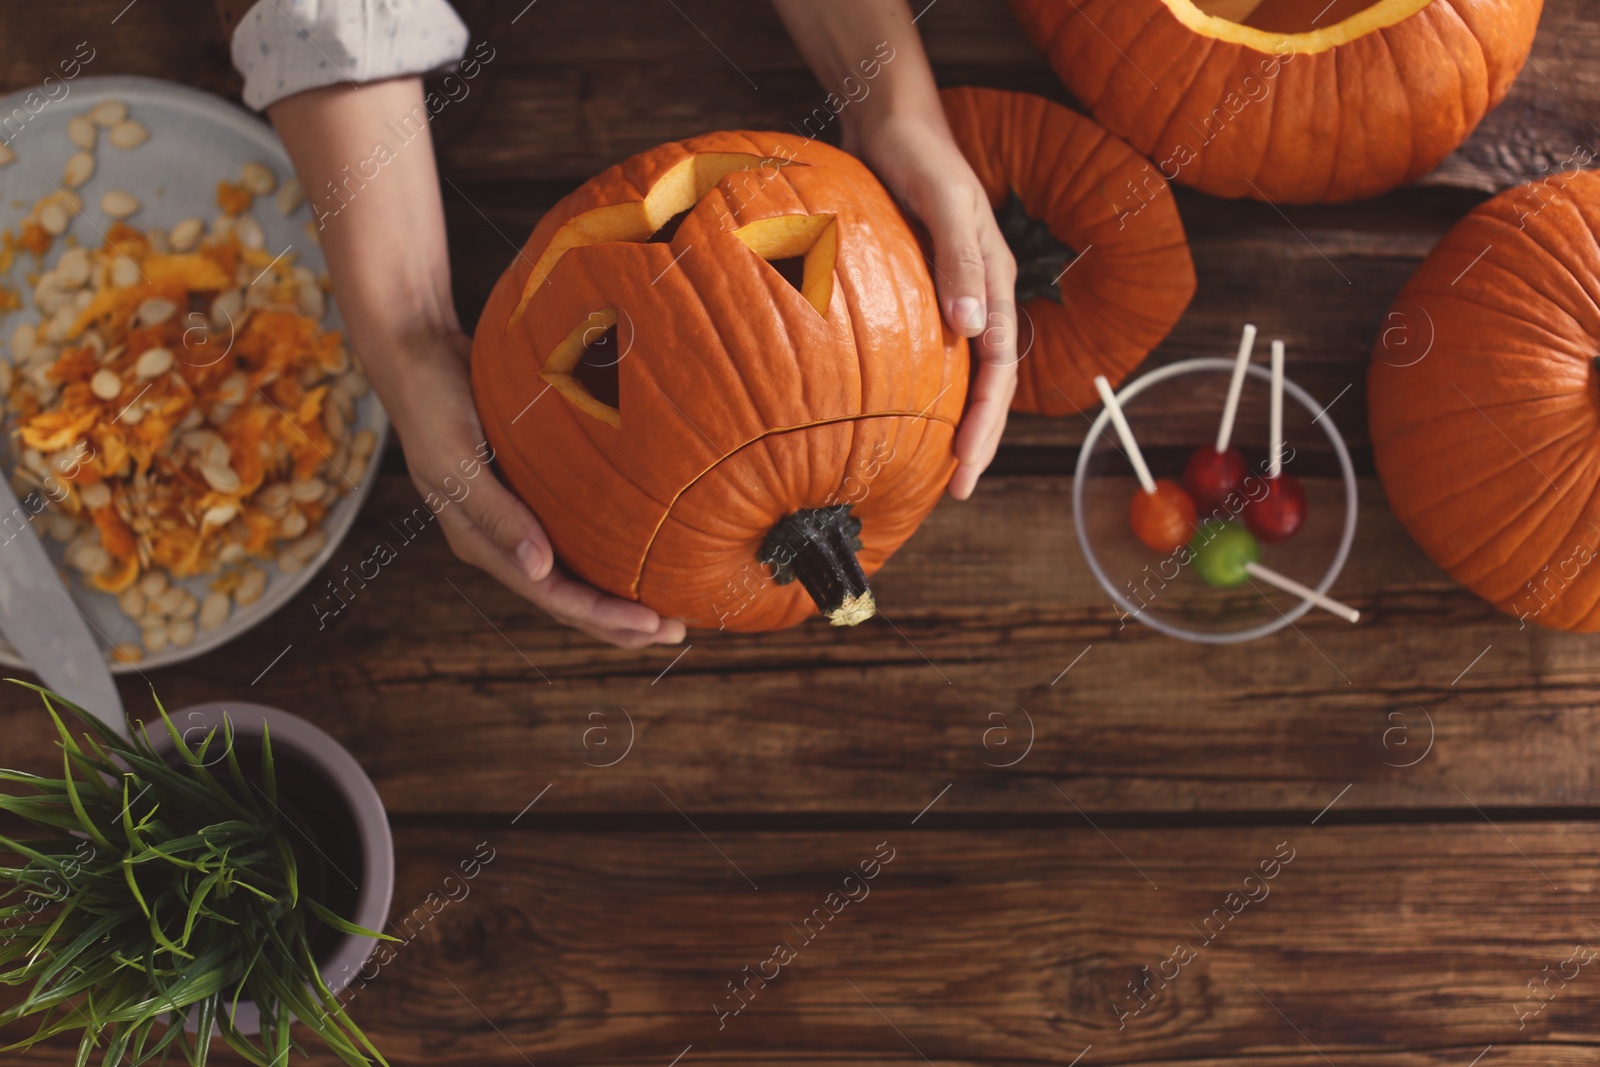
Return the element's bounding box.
[845,108,1019,500]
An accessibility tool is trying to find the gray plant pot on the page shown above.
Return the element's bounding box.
[148,702,394,1037]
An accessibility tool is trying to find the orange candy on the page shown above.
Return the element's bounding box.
[1128,479,1197,554]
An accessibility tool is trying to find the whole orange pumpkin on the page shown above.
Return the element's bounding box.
[941,86,1195,416]
[470,133,968,632]
[1369,166,1600,631]
[1008,0,1543,203]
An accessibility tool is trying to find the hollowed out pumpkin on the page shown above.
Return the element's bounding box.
[1369,168,1600,631]
[1009,0,1543,203]
[941,87,1195,416]
[470,133,968,632]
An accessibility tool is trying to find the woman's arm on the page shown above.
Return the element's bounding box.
[771,0,1018,500]
[268,80,685,647]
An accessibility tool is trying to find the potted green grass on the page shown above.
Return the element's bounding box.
[0,682,395,1066]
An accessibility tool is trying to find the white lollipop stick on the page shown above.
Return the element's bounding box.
[1094,374,1156,496]
[1245,561,1360,623]
[1214,323,1258,454]
[1268,339,1285,479]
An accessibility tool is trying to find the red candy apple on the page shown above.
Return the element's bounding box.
[1243,473,1306,543]
[1182,446,1247,513]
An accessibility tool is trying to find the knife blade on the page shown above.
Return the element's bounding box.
[0,475,127,737]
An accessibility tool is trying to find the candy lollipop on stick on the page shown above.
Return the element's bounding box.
[1095,374,1196,554]
[1183,324,1256,511]
[1188,521,1360,623]
[1243,340,1307,542]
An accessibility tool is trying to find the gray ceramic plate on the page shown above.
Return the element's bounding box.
[0,75,387,672]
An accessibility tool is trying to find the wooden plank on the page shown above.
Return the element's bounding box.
[430,0,1599,194]
[15,823,1593,1065]
[6,1,1588,196]
[0,472,1585,816]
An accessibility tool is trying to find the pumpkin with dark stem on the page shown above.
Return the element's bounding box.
[1369,168,1600,631]
[1008,0,1543,203]
[470,133,968,632]
[941,86,1195,416]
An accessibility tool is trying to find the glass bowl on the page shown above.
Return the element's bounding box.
[1073,357,1358,643]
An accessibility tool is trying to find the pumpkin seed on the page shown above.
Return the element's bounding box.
[119,402,146,425]
[110,643,144,665]
[200,463,241,494]
[278,508,307,538]
[135,297,177,327]
[38,203,67,235]
[63,151,94,188]
[90,367,121,401]
[56,247,90,287]
[110,256,140,288]
[286,529,325,561]
[117,586,145,618]
[45,511,78,543]
[234,567,266,605]
[218,540,246,563]
[177,407,203,431]
[134,345,173,380]
[67,115,97,150]
[169,618,196,648]
[107,119,148,149]
[88,100,127,127]
[79,482,111,510]
[66,543,111,576]
[296,283,324,320]
[240,161,277,195]
[198,591,230,631]
[100,190,139,219]
[276,178,303,215]
[203,503,238,527]
[152,585,188,616]
[216,371,248,405]
[10,322,35,356]
[210,288,242,327]
[290,477,325,503]
[169,217,203,251]
[181,430,219,454]
[142,623,169,654]
[44,306,76,343]
[254,483,291,514]
[234,214,264,250]
[324,398,348,442]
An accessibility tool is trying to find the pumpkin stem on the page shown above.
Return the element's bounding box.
[759,505,875,626]
[997,191,1077,305]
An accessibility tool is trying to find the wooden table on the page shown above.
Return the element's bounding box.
[6,1,1600,1063]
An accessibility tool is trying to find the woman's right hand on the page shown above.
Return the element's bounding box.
[385,329,687,649]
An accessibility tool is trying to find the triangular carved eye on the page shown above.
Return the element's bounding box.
[729,213,837,318]
[543,308,625,427]
[509,152,796,324]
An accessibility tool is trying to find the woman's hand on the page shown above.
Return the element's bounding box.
[842,108,1018,500]
[769,0,1019,500]
[384,330,687,649]
[269,79,684,649]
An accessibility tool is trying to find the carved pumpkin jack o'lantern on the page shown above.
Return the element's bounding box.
[471,133,969,633]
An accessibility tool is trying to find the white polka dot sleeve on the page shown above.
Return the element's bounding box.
[230,0,471,111]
